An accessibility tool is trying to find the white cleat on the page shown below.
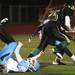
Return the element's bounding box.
[52,61,59,65]
[52,60,66,65]
[1,18,8,24]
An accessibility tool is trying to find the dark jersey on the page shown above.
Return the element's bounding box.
[40,10,71,42]
[64,0,74,16]
[65,0,74,5]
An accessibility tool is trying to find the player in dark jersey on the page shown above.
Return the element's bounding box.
[52,0,75,64]
[27,9,75,65]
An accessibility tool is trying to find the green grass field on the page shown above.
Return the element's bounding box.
[0,34,75,75]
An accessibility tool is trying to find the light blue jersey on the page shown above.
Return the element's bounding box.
[0,42,17,64]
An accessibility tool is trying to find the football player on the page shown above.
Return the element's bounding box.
[27,8,75,65]
[0,42,40,73]
[52,0,75,65]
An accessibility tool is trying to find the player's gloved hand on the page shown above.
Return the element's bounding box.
[1,18,8,24]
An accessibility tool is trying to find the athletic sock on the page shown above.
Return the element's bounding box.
[28,48,41,58]
[14,42,23,62]
[70,55,75,62]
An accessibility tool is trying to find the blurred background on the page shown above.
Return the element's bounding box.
[0,0,75,34]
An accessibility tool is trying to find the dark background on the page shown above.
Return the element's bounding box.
[0,0,74,34]
[0,0,64,5]
[0,0,66,24]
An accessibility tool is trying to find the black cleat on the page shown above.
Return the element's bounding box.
[53,59,66,65]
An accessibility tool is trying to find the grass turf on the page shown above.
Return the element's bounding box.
[0,34,75,75]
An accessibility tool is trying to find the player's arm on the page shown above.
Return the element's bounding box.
[30,25,43,38]
[28,18,50,43]
[31,19,50,37]
[61,15,72,31]
[64,16,72,31]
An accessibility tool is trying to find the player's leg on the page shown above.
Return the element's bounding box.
[52,40,64,59]
[0,28,16,44]
[53,40,69,64]
[52,30,71,64]
[49,40,66,65]
[56,45,75,63]
[63,47,75,62]
[2,58,19,73]
[28,33,49,59]
[14,42,23,62]
[14,42,31,72]
[53,41,75,64]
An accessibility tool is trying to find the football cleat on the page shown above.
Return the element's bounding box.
[52,59,66,65]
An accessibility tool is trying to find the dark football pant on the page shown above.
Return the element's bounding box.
[0,28,15,44]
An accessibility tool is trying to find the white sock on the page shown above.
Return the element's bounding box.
[70,55,75,61]
[14,42,23,54]
[14,41,23,62]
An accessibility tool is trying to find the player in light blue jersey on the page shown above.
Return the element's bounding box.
[0,42,40,73]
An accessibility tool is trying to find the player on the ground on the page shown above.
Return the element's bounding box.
[0,19,40,72]
[0,42,40,73]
